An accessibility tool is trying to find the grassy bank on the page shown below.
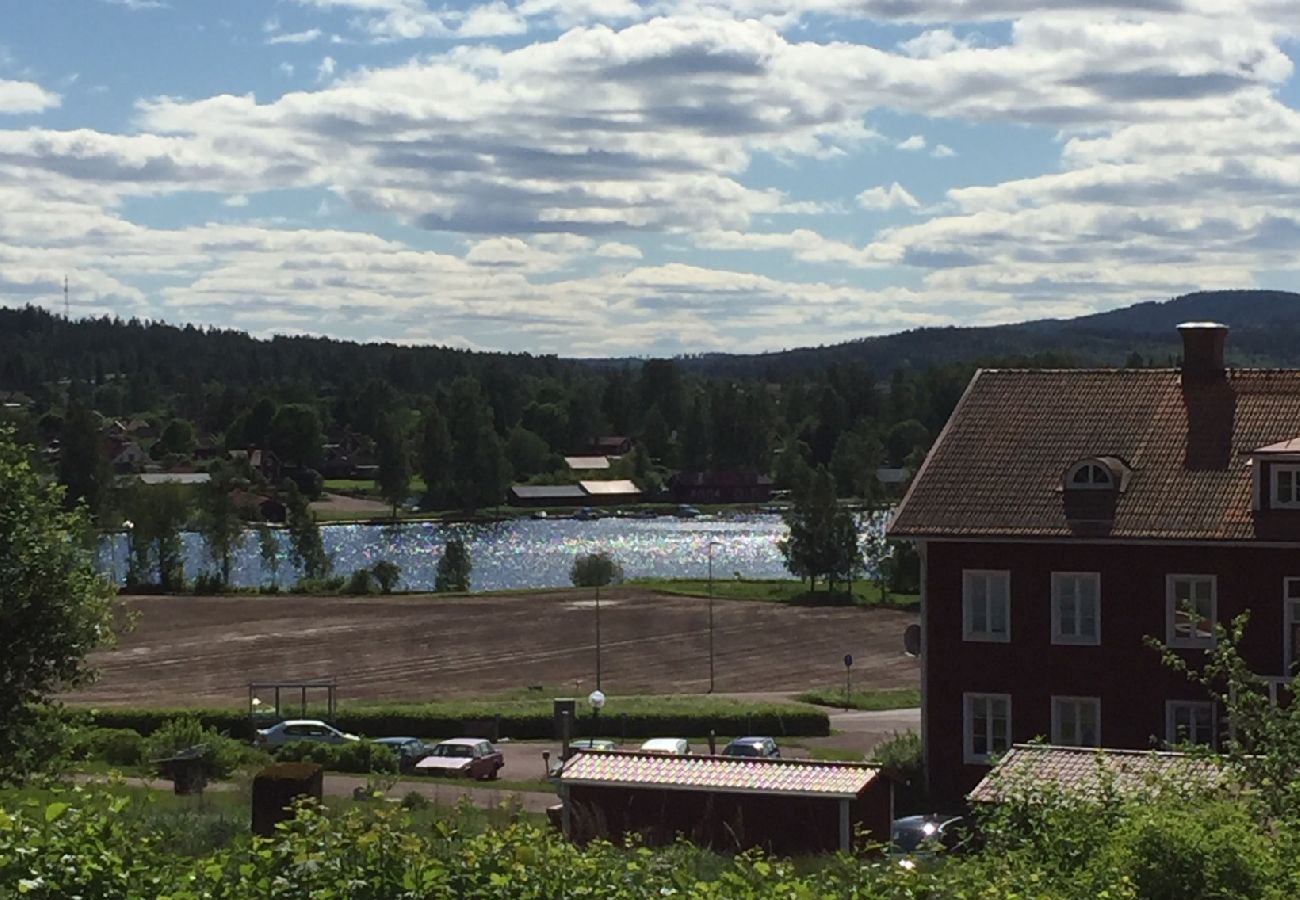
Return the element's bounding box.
[631,577,919,610]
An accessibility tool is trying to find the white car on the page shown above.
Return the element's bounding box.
[413,738,504,780]
[254,719,359,748]
[639,737,691,755]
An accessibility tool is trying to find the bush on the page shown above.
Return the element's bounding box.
[141,716,263,779]
[290,575,347,594]
[344,569,377,595]
[372,560,401,594]
[273,740,397,774]
[191,571,225,595]
[75,727,145,767]
[400,790,430,811]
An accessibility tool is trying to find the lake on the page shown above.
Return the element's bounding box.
[99,512,868,592]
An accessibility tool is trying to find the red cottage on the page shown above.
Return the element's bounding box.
[888,323,1300,806]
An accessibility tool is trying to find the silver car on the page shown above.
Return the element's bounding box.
[254,719,359,747]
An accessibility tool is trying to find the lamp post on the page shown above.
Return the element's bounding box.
[588,689,605,735]
[595,578,602,691]
[707,540,721,694]
[120,519,134,588]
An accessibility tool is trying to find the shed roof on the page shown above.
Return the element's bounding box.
[579,479,641,496]
[967,744,1228,804]
[560,750,879,799]
[565,456,611,470]
[510,484,587,500]
[889,368,1300,541]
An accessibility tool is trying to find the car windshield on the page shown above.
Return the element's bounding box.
[432,744,474,758]
[726,743,762,756]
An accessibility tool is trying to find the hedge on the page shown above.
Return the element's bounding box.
[77,697,829,741]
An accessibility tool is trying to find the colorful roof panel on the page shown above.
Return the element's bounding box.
[968,744,1227,804]
[560,751,879,798]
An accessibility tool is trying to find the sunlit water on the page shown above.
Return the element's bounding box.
[97,513,893,592]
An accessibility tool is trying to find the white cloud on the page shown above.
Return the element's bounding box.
[897,134,926,151]
[931,143,956,158]
[595,241,642,259]
[222,194,249,207]
[0,80,60,114]
[278,62,296,77]
[269,28,324,45]
[857,183,921,211]
[315,56,336,82]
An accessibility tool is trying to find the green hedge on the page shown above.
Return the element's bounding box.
[78,697,829,741]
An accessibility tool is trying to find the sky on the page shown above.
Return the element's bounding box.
[0,1,1298,357]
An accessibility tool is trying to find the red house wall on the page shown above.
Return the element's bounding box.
[924,540,1297,806]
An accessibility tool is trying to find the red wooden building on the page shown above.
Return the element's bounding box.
[888,323,1300,805]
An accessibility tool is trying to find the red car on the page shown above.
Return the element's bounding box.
[413,738,504,780]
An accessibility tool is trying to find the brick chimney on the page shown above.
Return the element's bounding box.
[1177,322,1228,385]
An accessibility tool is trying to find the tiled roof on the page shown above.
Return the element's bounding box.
[579,479,641,495]
[889,368,1300,541]
[565,456,611,470]
[968,744,1228,804]
[560,751,879,798]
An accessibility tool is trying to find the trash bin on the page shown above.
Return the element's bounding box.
[156,744,209,796]
[252,762,324,837]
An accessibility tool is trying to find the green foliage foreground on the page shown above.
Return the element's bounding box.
[5,778,1300,899]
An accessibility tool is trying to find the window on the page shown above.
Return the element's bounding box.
[963,570,1010,642]
[1052,572,1100,645]
[1285,578,1300,675]
[1065,460,1114,489]
[1051,696,1101,747]
[964,693,1012,764]
[1274,465,1300,508]
[1166,575,1216,649]
[1166,701,1215,746]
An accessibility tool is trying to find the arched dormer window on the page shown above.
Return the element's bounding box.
[1065,459,1115,491]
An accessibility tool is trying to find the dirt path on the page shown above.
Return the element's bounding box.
[70,589,919,706]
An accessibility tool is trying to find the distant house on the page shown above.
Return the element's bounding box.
[888,322,1300,806]
[229,448,281,482]
[578,479,642,505]
[510,484,588,507]
[874,466,911,493]
[565,456,611,472]
[193,437,223,462]
[557,751,893,855]
[231,490,287,523]
[124,418,157,439]
[588,436,633,457]
[669,469,774,504]
[104,437,149,472]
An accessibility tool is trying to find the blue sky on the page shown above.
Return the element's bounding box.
[0,1,1297,355]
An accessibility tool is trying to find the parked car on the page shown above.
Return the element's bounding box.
[889,815,966,865]
[569,738,618,752]
[374,736,432,771]
[640,738,691,755]
[254,719,359,748]
[413,738,504,780]
[721,736,781,759]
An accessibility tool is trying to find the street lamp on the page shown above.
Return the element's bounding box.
[588,689,605,731]
[595,575,602,691]
[119,519,134,588]
[707,540,721,694]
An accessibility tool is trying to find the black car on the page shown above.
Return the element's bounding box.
[374,736,432,771]
[720,736,781,759]
[889,814,966,859]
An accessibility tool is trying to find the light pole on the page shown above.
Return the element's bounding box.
[120,519,134,589]
[595,578,602,691]
[707,540,721,694]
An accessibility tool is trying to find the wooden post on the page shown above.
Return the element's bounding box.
[838,798,851,853]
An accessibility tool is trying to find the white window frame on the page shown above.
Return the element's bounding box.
[963,692,1012,764]
[1051,696,1101,747]
[963,570,1011,643]
[1272,464,1300,509]
[1165,700,1216,747]
[1284,578,1300,676]
[1051,572,1101,646]
[1065,460,1114,490]
[1166,574,1216,649]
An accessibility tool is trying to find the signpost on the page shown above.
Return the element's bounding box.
[843,654,853,710]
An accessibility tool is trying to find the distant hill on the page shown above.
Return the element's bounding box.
[676,290,1300,376]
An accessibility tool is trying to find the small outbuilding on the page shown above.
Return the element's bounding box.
[509,484,588,507]
[577,479,642,505]
[558,751,892,856]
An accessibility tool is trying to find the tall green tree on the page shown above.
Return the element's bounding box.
[256,523,282,590]
[122,482,190,590]
[435,538,472,592]
[156,418,196,458]
[195,470,242,586]
[269,403,323,468]
[0,428,115,781]
[57,397,110,521]
[285,481,330,581]
[418,405,454,509]
[778,466,860,593]
[375,414,411,518]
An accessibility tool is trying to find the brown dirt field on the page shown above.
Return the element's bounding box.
[67,589,919,707]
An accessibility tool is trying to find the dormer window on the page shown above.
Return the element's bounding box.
[1274,465,1300,509]
[1065,459,1115,490]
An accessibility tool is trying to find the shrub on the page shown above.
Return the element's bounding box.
[191,571,225,595]
[83,727,145,767]
[372,560,401,594]
[273,739,397,774]
[344,568,377,595]
[400,790,430,811]
[141,716,262,779]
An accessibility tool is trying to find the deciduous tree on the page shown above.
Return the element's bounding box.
[435,538,472,592]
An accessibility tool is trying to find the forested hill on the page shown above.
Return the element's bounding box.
[676,289,1300,377]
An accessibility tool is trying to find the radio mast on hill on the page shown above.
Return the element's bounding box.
[64,274,69,319]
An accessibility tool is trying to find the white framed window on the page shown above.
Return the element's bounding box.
[1273,465,1300,509]
[1066,460,1114,489]
[1052,572,1100,645]
[1166,574,1216,649]
[1166,700,1215,746]
[963,570,1010,642]
[964,693,1012,764]
[1285,578,1300,675]
[1051,696,1101,747]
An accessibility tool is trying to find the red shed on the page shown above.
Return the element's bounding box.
[557,751,892,855]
